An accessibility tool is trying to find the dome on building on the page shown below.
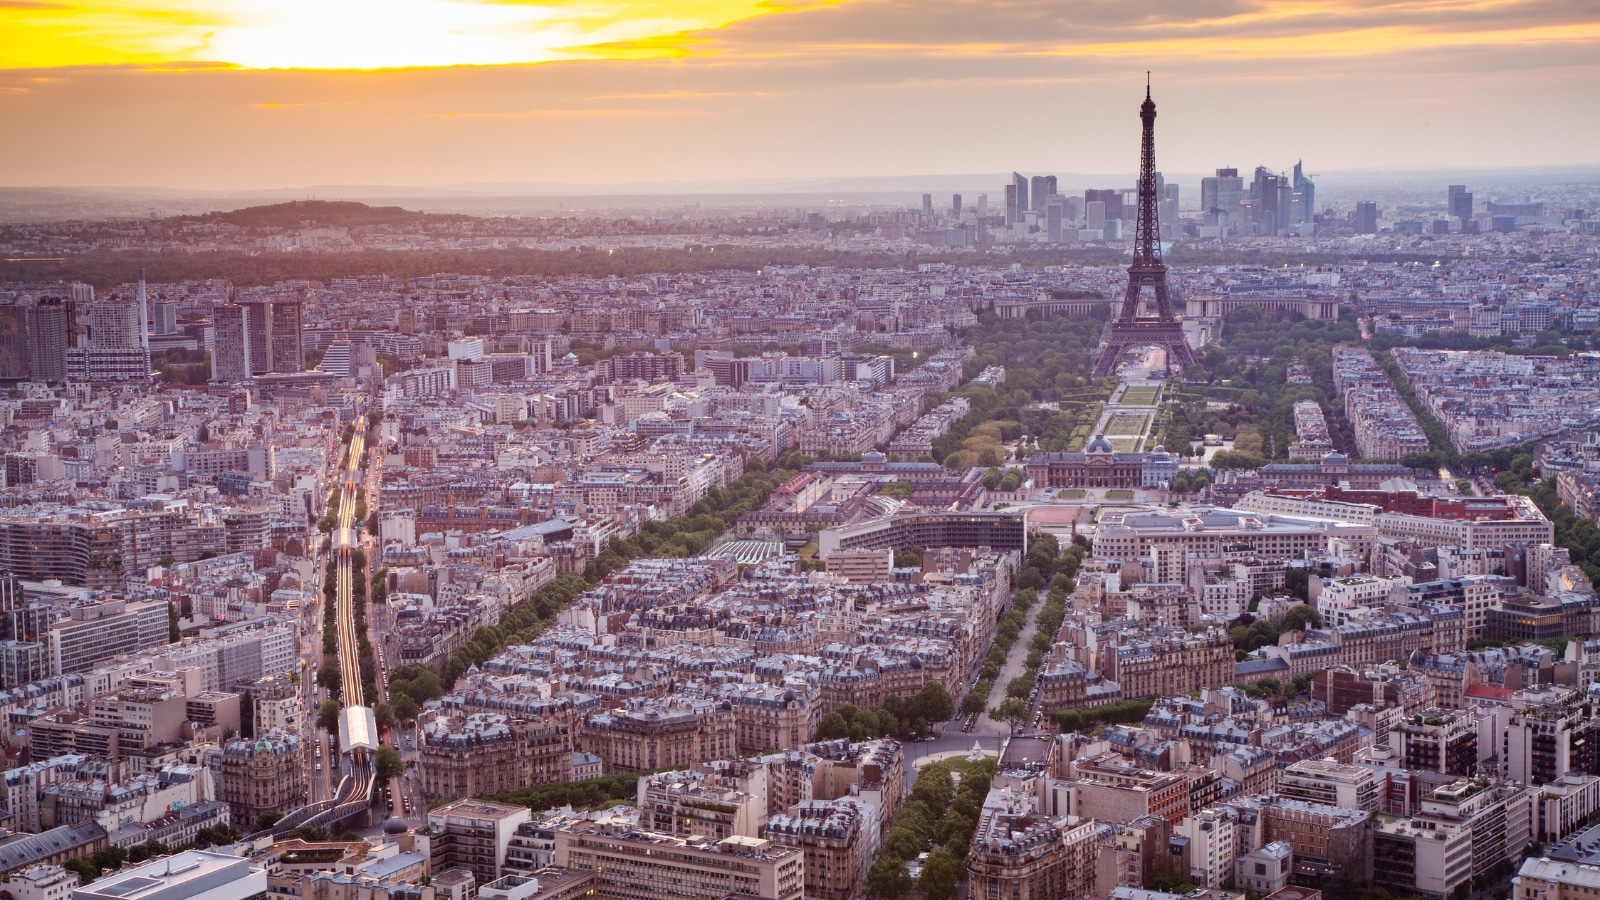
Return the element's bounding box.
[1085,434,1114,454]
[384,816,409,836]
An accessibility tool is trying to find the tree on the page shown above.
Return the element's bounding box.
[197,423,209,443]
[1284,604,1323,632]
[167,602,180,643]
[63,857,99,884]
[239,690,255,739]
[917,849,962,900]
[391,694,420,722]
[1283,567,1310,600]
[375,745,405,783]
[960,686,988,716]
[814,711,850,741]
[909,765,954,813]
[374,702,396,732]
[254,811,284,832]
[91,847,126,873]
[912,682,955,724]
[317,698,342,733]
[867,857,913,899]
[1006,675,1035,700]
[317,658,341,696]
[127,839,169,863]
[989,697,1030,730]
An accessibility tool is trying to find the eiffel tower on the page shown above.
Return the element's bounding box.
[1092,79,1197,378]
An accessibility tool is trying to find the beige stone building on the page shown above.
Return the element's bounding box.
[419,714,573,802]
[216,729,304,829]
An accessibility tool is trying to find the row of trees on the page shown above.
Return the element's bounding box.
[865,759,995,900]
[60,824,242,885]
[812,683,957,742]
[440,573,589,689]
[991,538,1085,727]
[1049,698,1157,734]
[432,456,815,689]
[490,768,675,813]
[585,456,802,581]
[1496,461,1600,594]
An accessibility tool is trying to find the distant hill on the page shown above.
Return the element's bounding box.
[190,200,467,229]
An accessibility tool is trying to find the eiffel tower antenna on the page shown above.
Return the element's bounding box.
[1092,79,1197,378]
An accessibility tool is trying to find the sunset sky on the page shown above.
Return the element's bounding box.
[3,0,1598,190]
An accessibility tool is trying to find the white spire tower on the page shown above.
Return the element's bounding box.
[136,266,149,351]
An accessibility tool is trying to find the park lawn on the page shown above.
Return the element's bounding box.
[1105,489,1135,500]
[1104,412,1149,437]
[1109,438,1141,453]
[1057,489,1086,500]
[1121,386,1160,405]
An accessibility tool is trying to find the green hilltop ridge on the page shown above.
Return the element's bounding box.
[186,200,467,229]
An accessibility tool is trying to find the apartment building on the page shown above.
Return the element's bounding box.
[966,788,1096,900]
[764,799,876,900]
[1278,758,1380,811]
[638,764,767,842]
[426,799,535,887]
[551,820,804,900]
[216,730,305,829]
[582,702,737,774]
[420,714,573,801]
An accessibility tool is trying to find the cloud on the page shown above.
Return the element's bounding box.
[700,0,1600,63]
[425,108,707,118]
[0,0,1595,189]
[0,0,828,70]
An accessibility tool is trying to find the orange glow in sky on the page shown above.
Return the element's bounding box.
[1,0,1596,188]
[1,0,811,70]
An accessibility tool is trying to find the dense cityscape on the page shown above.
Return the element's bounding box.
[3,74,1600,900]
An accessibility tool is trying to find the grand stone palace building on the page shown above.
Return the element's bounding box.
[1024,436,1180,489]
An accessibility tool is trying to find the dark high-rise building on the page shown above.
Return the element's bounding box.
[212,305,252,383]
[1355,201,1379,234]
[1004,184,1019,226]
[1030,175,1057,212]
[1012,172,1029,213]
[269,298,304,374]
[921,193,933,217]
[951,194,962,218]
[239,297,273,375]
[1045,198,1064,243]
[1448,184,1473,220]
[1292,160,1316,226]
[0,307,27,382]
[1085,189,1123,223]
[1201,168,1243,218]
[1251,166,1284,236]
[26,300,69,384]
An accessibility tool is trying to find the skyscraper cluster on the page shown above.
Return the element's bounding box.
[1199,162,1316,236]
[211,295,305,383]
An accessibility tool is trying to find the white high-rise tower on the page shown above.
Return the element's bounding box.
[136,267,150,351]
